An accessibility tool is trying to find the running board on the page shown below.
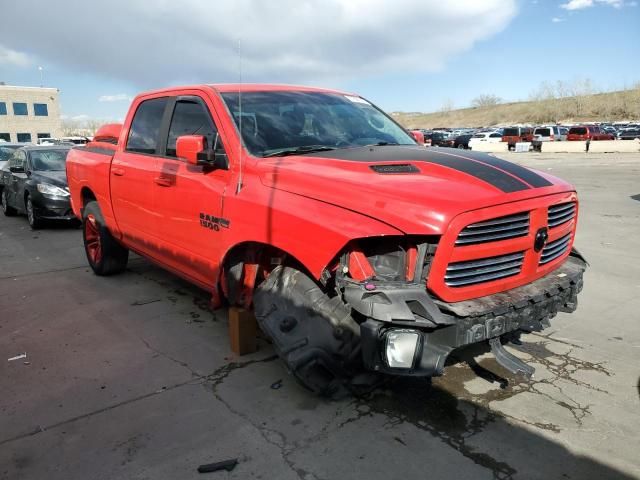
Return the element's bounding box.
[489,337,535,378]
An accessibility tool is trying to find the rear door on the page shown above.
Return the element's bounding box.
[153,94,231,287]
[110,96,170,255]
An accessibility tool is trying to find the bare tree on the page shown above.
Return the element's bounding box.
[440,98,455,113]
[471,94,502,108]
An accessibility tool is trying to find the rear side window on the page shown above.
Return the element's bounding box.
[126,97,168,154]
[569,127,587,135]
[165,99,219,157]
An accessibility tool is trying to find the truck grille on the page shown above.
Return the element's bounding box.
[548,202,576,228]
[539,234,571,265]
[445,252,525,287]
[455,212,529,246]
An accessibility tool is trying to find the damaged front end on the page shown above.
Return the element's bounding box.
[333,237,587,379]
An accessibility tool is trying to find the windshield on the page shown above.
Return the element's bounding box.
[220,91,415,157]
[30,149,69,171]
[0,146,20,162]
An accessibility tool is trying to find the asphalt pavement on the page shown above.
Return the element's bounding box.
[1,152,639,480]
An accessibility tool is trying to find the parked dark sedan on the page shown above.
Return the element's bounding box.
[1,146,76,229]
[452,134,473,149]
[617,129,640,140]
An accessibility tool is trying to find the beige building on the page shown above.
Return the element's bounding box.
[0,84,63,143]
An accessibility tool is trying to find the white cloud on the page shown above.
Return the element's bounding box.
[0,45,31,67]
[551,16,565,21]
[0,1,517,87]
[98,94,132,102]
[560,0,634,9]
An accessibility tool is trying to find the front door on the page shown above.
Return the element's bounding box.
[110,96,170,256]
[153,95,231,288]
[7,150,28,211]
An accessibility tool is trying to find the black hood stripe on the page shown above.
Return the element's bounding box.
[438,151,553,188]
[417,155,529,192]
[306,146,543,193]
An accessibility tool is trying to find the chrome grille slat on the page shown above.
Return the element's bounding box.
[445,252,524,287]
[465,213,529,228]
[539,233,572,265]
[541,242,570,260]
[446,268,522,287]
[548,202,576,228]
[548,203,574,214]
[545,234,571,250]
[540,248,567,265]
[446,252,525,271]
[456,212,530,246]
[445,260,523,280]
[457,221,529,237]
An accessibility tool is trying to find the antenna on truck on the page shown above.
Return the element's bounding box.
[235,38,244,194]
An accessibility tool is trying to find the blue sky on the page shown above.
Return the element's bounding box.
[0,0,638,121]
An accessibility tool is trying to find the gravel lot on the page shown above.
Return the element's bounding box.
[1,152,639,480]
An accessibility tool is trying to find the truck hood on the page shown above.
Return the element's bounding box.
[258,145,573,235]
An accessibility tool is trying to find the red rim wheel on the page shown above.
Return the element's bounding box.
[84,213,103,265]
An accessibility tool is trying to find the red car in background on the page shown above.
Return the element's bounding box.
[502,126,534,150]
[567,125,615,141]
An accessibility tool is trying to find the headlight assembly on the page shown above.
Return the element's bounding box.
[37,183,70,197]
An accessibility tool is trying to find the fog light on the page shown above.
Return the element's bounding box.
[385,330,420,369]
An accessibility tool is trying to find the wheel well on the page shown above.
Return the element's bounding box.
[219,242,311,308]
[81,187,97,208]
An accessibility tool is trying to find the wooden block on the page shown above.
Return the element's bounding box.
[228,307,258,355]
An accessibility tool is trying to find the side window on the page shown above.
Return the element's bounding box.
[490,133,502,138]
[165,99,219,157]
[126,97,168,154]
[12,151,26,169]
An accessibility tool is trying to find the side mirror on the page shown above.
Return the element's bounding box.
[176,134,229,170]
[176,135,205,165]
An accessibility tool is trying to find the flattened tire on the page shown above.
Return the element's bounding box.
[254,266,375,398]
[82,201,129,275]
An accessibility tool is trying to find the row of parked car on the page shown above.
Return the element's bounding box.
[417,123,640,150]
[0,143,76,228]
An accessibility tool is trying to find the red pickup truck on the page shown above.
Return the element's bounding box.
[66,84,587,396]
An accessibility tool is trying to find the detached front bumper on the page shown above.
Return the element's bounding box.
[348,253,587,377]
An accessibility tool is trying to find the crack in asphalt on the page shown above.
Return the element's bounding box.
[0,353,277,449]
[204,378,335,480]
[0,265,88,280]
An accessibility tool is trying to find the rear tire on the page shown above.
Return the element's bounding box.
[253,266,376,398]
[82,201,129,275]
[1,190,17,216]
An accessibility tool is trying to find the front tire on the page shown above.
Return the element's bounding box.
[1,190,17,216]
[82,201,129,275]
[253,266,375,398]
[26,195,44,229]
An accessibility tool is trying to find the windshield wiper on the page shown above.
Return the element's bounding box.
[262,145,337,158]
[365,141,399,147]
